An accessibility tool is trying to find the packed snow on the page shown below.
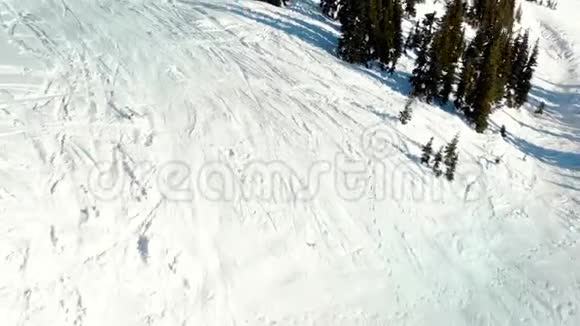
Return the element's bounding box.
[0,0,578,325]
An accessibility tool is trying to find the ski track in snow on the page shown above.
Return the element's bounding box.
[0,0,578,325]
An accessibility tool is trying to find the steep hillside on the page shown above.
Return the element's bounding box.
[0,0,578,325]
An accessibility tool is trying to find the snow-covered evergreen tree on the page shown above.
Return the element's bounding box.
[421,137,434,165]
[432,147,443,177]
[399,98,414,124]
[443,135,459,181]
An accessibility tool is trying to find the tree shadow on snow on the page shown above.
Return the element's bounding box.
[497,81,580,171]
[286,0,342,34]
[547,180,580,193]
[197,1,415,101]
[369,108,397,122]
[504,134,580,170]
[551,171,580,193]
[355,67,413,98]
[528,85,580,140]
[199,2,338,54]
[502,109,580,144]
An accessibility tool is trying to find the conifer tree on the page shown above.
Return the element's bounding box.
[470,0,490,25]
[421,137,434,165]
[368,0,404,71]
[404,0,417,17]
[389,0,404,72]
[404,22,419,52]
[513,40,538,107]
[338,0,371,64]
[470,0,517,30]
[406,13,434,53]
[515,5,522,23]
[432,147,443,177]
[454,0,536,132]
[455,49,477,109]
[507,31,529,106]
[321,0,342,19]
[399,98,413,124]
[488,31,513,104]
[409,0,464,103]
[439,32,465,103]
[497,0,516,30]
[456,21,509,132]
[527,40,539,68]
[409,13,436,99]
[443,135,459,181]
[470,37,502,133]
[430,0,465,102]
[505,31,539,108]
[455,25,487,110]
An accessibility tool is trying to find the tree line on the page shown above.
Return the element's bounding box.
[324,0,539,133]
[257,0,540,132]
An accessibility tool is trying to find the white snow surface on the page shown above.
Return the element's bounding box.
[0,0,578,325]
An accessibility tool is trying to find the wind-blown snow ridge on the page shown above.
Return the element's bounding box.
[0,0,578,325]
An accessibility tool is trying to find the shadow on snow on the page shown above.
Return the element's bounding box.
[197,1,414,100]
[505,134,580,170]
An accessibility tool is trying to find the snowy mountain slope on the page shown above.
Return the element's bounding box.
[0,0,578,325]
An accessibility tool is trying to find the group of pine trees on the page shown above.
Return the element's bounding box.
[257,0,541,133]
[330,0,540,133]
[420,135,459,181]
[337,0,404,72]
[408,0,539,132]
[409,0,464,104]
[321,0,423,21]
